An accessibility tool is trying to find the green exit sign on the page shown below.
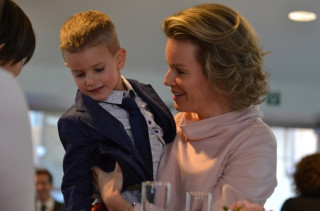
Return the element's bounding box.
[267,92,281,106]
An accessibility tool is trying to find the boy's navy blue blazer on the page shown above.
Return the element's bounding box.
[58,79,176,211]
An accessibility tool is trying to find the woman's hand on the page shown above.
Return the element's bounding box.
[92,163,123,194]
[92,163,130,211]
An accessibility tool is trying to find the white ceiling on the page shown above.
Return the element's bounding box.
[14,0,320,127]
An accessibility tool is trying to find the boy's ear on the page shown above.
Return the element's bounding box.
[116,48,126,70]
[64,62,69,67]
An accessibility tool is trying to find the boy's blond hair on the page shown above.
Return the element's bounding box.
[59,10,120,55]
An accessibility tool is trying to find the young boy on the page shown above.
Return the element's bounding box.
[58,10,176,211]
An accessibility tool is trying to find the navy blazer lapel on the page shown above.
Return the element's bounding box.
[75,90,134,152]
[129,79,176,144]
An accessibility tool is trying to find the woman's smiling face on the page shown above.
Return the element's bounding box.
[163,38,217,118]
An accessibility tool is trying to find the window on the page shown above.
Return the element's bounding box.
[30,110,65,202]
[264,127,318,211]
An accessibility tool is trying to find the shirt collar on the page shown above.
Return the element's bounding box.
[37,197,54,210]
[101,76,135,105]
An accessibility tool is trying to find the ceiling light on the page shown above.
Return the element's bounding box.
[288,11,317,22]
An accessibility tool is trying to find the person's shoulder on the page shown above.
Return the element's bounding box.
[54,199,65,206]
[127,78,151,89]
[237,107,275,140]
[283,197,297,203]
[54,200,66,211]
[0,69,29,112]
[59,91,87,119]
[281,196,320,211]
[0,69,23,93]
[127,78,162,100]
[59,103,78,119]
[126,78,141,84]
[0,68,14,79]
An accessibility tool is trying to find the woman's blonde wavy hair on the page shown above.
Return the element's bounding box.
[162,3,270,110]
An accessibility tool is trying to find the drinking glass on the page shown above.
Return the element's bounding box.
[186,191,212,211]
[141,181,171,211]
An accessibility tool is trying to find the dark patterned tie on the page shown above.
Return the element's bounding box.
[119,91,153,177]
[40,204,46,211]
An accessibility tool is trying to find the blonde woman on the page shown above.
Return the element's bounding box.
[93,3,277,211]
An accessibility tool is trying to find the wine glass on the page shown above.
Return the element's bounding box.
[186,191,212,211]
[141,181,171,211]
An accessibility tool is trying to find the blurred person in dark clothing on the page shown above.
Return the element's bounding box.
[281,153,320,211]
[35,169,66,211]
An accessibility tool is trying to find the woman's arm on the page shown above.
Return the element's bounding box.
[211,131,277,210]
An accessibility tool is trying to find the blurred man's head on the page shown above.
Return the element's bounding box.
[35,169,53,202]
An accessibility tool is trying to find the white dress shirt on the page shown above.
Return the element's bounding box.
[36,197,55,211]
